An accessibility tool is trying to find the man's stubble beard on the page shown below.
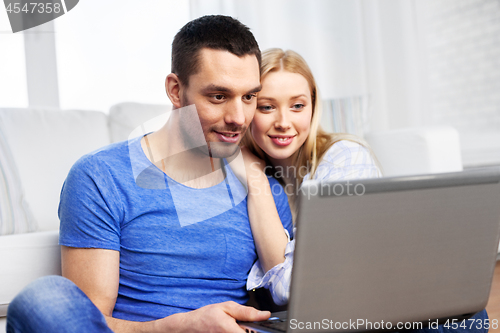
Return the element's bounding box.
[179,95,246,159]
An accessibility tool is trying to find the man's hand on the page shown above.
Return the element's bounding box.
[154,301,270,333]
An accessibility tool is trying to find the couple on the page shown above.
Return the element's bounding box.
[7,15,487,333]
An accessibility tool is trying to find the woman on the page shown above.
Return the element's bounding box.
[241,49,489,333]
[241,48,381,305]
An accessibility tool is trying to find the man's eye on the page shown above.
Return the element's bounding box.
[212,94,225,101]
[243,93,257,101]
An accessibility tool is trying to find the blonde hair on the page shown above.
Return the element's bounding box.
[243,48,374,186]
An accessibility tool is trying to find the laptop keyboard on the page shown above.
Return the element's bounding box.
[256,318,288,332]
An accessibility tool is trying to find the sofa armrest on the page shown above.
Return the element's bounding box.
[0,230,61,317]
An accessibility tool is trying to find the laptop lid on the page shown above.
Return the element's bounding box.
[286,166,500,332]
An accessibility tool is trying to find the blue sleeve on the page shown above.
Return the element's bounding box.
[268,176,293,238]
[58,154,123,251]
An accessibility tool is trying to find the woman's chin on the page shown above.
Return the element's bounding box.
[265,151,294,164]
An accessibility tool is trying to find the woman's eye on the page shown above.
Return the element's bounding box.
[258,105,274,112]
[293,103,305,110]
[243,93,257,101]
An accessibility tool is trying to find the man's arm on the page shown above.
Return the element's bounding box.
[61,246,270,333]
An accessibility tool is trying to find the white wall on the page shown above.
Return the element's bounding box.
[360,0,500,166]
[418,0,500,167]
[54,0,190,112]
[24,21,60,108]
[0,9,28,108]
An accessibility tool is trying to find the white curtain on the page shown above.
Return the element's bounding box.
[191,0,374,136]
[191,0,368,98]
[190,0,424,134]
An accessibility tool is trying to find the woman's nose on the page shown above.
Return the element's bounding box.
[274,110,292,130]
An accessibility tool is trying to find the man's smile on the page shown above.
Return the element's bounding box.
[214,131,241,143]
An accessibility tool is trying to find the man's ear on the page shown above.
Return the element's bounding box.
[165,73,183,108]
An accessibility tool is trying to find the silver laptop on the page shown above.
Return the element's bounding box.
[242,166,500,333]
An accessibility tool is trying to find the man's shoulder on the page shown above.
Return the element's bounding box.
[88,138,132,160]
[266,176,289,203]
[70,138,136,179]
[75,138,134,167]
[266,175,284,193]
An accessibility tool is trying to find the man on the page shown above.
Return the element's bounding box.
[7,15,292,333]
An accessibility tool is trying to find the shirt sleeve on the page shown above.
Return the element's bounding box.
[247,228,295,306]
[303,140,382,182]
[58,154,123,251]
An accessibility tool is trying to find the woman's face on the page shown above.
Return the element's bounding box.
[251,70,313,165]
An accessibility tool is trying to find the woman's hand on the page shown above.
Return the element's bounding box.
[239,146,265,171]
[236,148,289,273]
[232,147,267,193]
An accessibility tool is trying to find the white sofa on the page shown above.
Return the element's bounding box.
[0,103,169,332]
[0,103,494,332]
[364,127,464,178]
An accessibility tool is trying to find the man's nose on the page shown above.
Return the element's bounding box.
[224,99,246,127]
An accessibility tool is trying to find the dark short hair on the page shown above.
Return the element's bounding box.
[171,15,261,86]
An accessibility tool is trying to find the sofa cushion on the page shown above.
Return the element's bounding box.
[0,128,36,235]
[0,108,111,231]
[0,230,60,317]
[364,126,463,177]
[108,102,171,143]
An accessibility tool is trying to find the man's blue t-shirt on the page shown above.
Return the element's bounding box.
[58,136,293,321]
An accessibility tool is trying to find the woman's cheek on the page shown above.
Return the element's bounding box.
[251,115,269,138]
